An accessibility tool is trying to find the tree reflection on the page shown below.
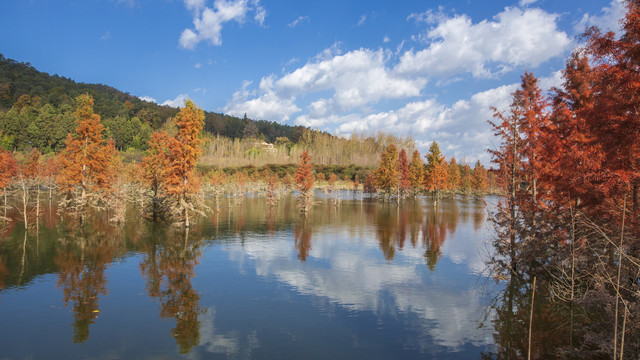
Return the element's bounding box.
[55,222,119,343]
[294,217,312,262]
[376,206,396,260]
[423,209,447,271]
[139,226,203,353]
[482,276,571,359]
[0,255,7,290]
[370,199,465,267]
[472,199,486,233]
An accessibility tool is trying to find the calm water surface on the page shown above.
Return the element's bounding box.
[0,193,498,359]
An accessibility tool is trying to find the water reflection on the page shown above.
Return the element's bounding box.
[55,221,122,343]
[225,196,494,354]
[294,217,312,262]
[140,226,204,353]
[0,193,496,359]
[481,275,572,359]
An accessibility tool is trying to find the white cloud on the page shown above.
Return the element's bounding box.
[194,62,202,68]
[383,35,391,43]
[357,14,367,26]
[138,95,157,103]
[288,15,309,28]
[100,31,111,41]
[223,46,426,123]
[575,0,625,34]
[407,7,447,24]
[518,0,538,6]
[184,0,205,12]
[254,1,266,26]
[396,7,570,78]
[223,79,301,121]
[161,94,189,107]
[179,0,266,49]
[276,48,426,109]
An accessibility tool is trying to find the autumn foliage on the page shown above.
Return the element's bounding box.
[57,94,119,218]
[487,2,640,356]
[424,141,449,199]
[0,149,17,191]
[294,150,314,213]
[142,99,205,226]
[374,144,399,199]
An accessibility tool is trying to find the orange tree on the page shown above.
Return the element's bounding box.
[397,149,411,198]
[294,151,314,214]
[424,141,449,201]
[142,130,172,221]
[471,160,488,196]
[164,100,205,227]
[57,94,118,219]
[408,150,424,197]
[448,157,461,192]
[0,149,17,218]
[374,144,399,201]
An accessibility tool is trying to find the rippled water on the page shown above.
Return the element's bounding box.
[0,193,498,359]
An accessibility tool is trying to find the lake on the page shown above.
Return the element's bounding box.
[0,193,500,359]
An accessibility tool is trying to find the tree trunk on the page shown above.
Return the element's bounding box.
[22,180,28,230]
[36,185,40,226]
[613,196,627,359]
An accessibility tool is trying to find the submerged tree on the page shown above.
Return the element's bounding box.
[294,151,314,214]
[408,150,424,197]
[57,94,118,221]
[397,149,411,200]
[374,144,399,201]
[142,131,172,221]
[0,149,17,220]
[471,161,489,197]
[424,141,449,204]
[448,157,461,192]
[162,100,205,227]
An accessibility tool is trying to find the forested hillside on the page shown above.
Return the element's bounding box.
[0,54,306,152]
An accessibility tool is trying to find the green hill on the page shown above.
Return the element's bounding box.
[0,54,306,152]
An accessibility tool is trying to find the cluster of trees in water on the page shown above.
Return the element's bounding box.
[0,87,494,228]
[363,141,497,202]
[485,2,640,358]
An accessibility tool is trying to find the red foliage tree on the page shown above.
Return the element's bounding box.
[408,150,424,197]
[294,151,314,213]
[397,149,411,198]
[0,149,17,219]
[41,155,59,200]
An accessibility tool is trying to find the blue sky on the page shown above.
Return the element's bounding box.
[0,0,625,163]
